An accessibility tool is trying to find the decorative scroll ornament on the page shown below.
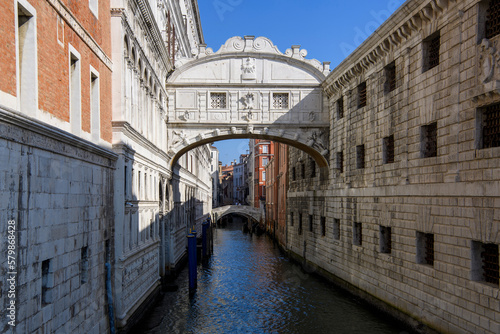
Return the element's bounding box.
[309,111,316,122]
[179,111,190,121]
[242,58,256,80]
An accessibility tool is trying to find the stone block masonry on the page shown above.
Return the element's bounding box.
[0,109,116,333]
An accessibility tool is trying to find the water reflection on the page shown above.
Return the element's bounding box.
[138,220,413,334]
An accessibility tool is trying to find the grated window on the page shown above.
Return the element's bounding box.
[337,97,344,119]
[353,222,362,246]
[482,243,499,285]
[384,135,395,164]
[333,219,340,240]
[356,145,365,169]
[483,103,500,148]
[424,233,434,266]
[380,226,392,254]
[422,123,437,158]
[486,0,500,39]
[298,213,303,235]
[424,32,440,71]
[211,92,227,109]
[321,217,326,236]
[273,93,289,109]
[385,62,396,93]
[309,215,313,232]
[337,151,344,172]
[310,157,316,178]
[358,82,367,108]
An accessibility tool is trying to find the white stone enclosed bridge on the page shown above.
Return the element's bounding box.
[211,205,262,224]
[166,36,332,171]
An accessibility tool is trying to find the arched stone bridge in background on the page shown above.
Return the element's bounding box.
[166,36,332,170]
[211,205,262,224]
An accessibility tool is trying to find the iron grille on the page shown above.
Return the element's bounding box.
[337,151,344,172]
[386,63,396,93]
[333,219,340,240]
[337,97,344,119]
[273,93,289,109]
[292,167,296,181]
[427,34,440,70]
[424,233,434,266]
[356,145,365,169]
[310,158,316,178]
[354,222,362,246]
[298,213,303,235]
[309,215,313,232]
[358,82,367,108]
[321,217,326,236]
[423,123,437,158]
[483,103,500,148]
[380,226,392,253]
[290,212,294,226]
[301,162,306,179]
[482,243,499,285]
[486,0,500,39]
[384,135,395,164]
[210,93,227,109]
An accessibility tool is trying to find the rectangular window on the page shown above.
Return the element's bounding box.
[321,217,326,237]
[210,92,227,109]
[385,61,396,93]
[310,158,316,178]
[333,218,340,240]
[89,0,98,18]
[290,212,294,226]
[356,145,365,169]
[417,232,434,266]
[41,259,53,305]
[337,151,344,172]
[358,82,367,108]
[471,241,499,285]
[421,122,438,158]
[486,0,500,39]
[353,222,362,246]
[298,213,303,235]
[423,31,440,72]
[90,70,100,141]
[479,103,500,149]
[380,226,392,254]
[301,162,306,179]
[337,97,344,119]
[291,167,296,181]
[70,48,82,133]
[81,246,89,284]
[262,157,268,166]
[309,215,313,232]
[262,145,268,154]
[383,135,395,164]
[17,1,37,116]
[273,93,289,109]
[262,171,266,181]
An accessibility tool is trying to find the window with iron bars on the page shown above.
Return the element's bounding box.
[421,122,437,158]
[353,222,362,246]
[333,218,340,240]
[337,97,344,119]
[310,157,316,178]
[417,232,434,266]
[358,82,367,108]
[298,213,303,235]
[290,212,294,226]
[210,92,227,109]
[383,135,395,164]
[385,61,396,94]
[321,217,326,237]
[356,145,365,169]
[482,243,499,285]
[486,0,500,39]
[380,226,392,254]
[481,103,500,148]
[273,93,289,109]
[309,215,313,232]
[472,241,499,286]
[337,151,344,172]
[423,32,440,72]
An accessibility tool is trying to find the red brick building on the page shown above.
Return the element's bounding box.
[252,139,274,208]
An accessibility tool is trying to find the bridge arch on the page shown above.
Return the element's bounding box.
[166,36,332,169]
[212,205,262,224]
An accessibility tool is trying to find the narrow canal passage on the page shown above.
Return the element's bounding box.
[137,219,414,334]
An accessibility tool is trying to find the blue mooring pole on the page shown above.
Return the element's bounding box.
[187,232,197,292]
[202,221,208,262]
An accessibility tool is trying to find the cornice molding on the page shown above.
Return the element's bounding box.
[46,0,113,70]
[323,0,458,98]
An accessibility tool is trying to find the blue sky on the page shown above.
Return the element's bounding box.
[199,0,404,165]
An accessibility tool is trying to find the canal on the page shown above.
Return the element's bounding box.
[136,219,415,334]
